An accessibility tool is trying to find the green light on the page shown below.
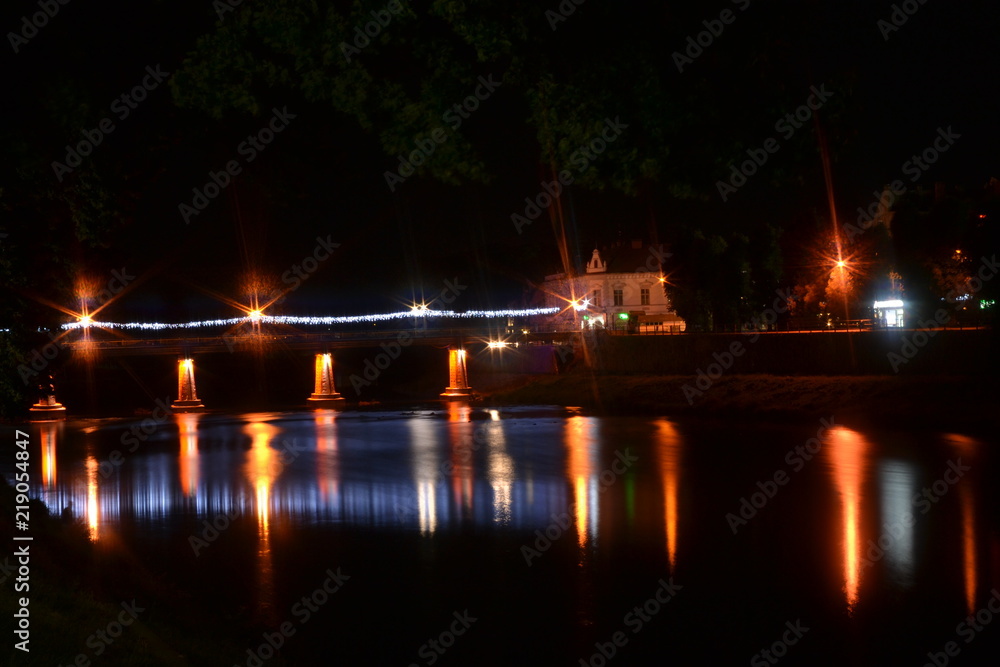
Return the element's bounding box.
[618,313,629,321]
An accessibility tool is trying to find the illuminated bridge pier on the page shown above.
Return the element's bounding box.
[29,393,67,420]
[172,358,204,412]
[440,347,472,398]
[308,352,345,406]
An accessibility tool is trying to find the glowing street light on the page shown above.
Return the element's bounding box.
[487,340,508,349]
[571,298,589,312]
[836,260,847,269]
[410,303,429,316]
[248,309,263,322]
[79,315,93,328]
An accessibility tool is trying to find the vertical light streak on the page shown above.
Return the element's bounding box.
[85,455,100,541]
[565,416,598,549]
[40,422,57,488]
[655,419,682,571]
[827,427,869,612]
[177,413,200,497]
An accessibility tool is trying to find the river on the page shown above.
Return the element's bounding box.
[18,405,1000,665]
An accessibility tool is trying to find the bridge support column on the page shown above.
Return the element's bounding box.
[308,353,345,406]
[30,393,66,420]
[172,358,204,412]
[441,347,472,398]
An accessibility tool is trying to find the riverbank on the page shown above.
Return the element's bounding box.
[476,372,999,433]
[0,481,258,666]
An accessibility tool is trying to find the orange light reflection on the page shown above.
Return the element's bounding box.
[315,410,339,501]
[85,456,100,541]
[177,413,200,497]
[655,419,682,571]
[40,422,57,488]
[827,427,869,612]
[243,419,281,624]
[947,434,979,614]
[565,416,598,550]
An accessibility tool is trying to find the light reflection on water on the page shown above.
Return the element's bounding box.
[826,426,869,613]
[655,418,681,572]
[947,433,981,615]
[21,407,995,621]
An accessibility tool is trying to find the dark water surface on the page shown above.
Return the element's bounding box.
[18,406,1000,665]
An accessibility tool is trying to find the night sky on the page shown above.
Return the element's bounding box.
[2,0,998,325]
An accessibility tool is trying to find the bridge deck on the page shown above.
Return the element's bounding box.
[64,329,581,355]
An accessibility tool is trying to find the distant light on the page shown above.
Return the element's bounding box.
[618,313,629,321]
[874,300,903,309]
[836,260,846,268]
[955,249,962,255]
[248,309,263,321]
[487,340,508,349]
[410,304,429,316]
[79,315,93,328]
[979,214,987,219]
[572,299,589,312]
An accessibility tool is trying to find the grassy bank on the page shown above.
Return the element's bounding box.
[0,480,259,666]
[478,372,998,432]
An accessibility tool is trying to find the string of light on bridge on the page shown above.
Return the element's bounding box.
[62,306,562,331]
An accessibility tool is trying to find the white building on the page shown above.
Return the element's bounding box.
[541,241,685,332]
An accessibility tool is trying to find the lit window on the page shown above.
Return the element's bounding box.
[640,288,650,306]
[592,289,601,307]
[613,289,623,306]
